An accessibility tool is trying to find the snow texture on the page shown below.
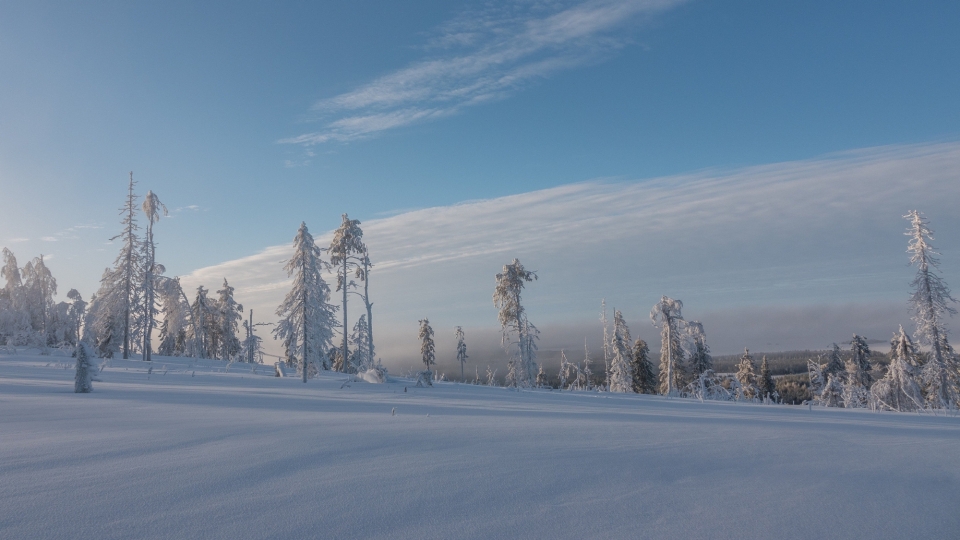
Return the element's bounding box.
[2,350,959,539]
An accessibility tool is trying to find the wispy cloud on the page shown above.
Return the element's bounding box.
[182,141,960,362]
[281,0,686,145]
[40,236,58,242]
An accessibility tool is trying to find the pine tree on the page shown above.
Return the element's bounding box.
[157,277,190,356]
[823,343,844,380]
[842,335,872,408]
[329,214,365,372]
[535,363,548,388]
[140,190,167,362]
[686,321,712,379]
[418,318,435,385]
[493,259,538,388]
[74,342,94,393]
[608,310,634,393]
[735,348,758,400]
[274,223,337,383]
[651,296,685,395]
[758,355,775,399]
[216,279,243,360]
[631,339,656,394]
[871,325,924,412]
[905,210,959,408]
[355,251,375,370]
[349,314,372,371]
[455,326,468,381]
[113,173,142,359]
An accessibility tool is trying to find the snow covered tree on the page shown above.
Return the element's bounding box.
[735,348,758,400]
[355,251,375,369]
[535,363,548,388]
[686,321,712,379]
[74,342,94,393]
[823,343,845,381]
[140,190,167,362]
[631,338,656,394]
[349,314,372,371]
[157,277,191,356]
[22,255,56,345]
[274,222,338,383]
[189,286,217,359]
[455,326,468,381]
[600,299,611,389]
[240,309,269,364]
[651,296,685,395]
[758,356,775,399]
[329,214,365,372]
[905,210,959,409]
[216,279,243,360]
[493,259,538,388]
[66,289,86,346]
[871,325,924,412]
[608,310,634,393]
[843,335,872,408]
[112,173,143,359]
[418,317,435,385]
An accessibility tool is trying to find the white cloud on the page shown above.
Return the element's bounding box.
[282,0,687,145]
[181,142,960,364]
[40,236,57,242]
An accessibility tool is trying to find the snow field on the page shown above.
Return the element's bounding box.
[1,352,959,539]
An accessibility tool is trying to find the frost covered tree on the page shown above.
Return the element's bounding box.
[355,252,376,368]
[735,348,758,399]
[651,296,685,395]
[455,326,468,381]
[418,318,435,384]
[493,259,538,388]
[190,286,217,359]
[905,210,959,408]
[758,356,775,399]
[608,310,634,393]
[66,289,86,346]
[535,363,548,388]
[823,343,845,381]
[140,190,167,362]
[113,173,142,359]
[22,255,56,345]
[871,326,924,412]
[686,321,712,380]
[349,314,372,371]
[844,334,873,408]
[157,277,191,356]
[240,309,269,364]
[0,248,32,345]
[74,342,94,393]
[216,279,243,360]
[274,223,337,383]
[631,339,656,394]
[329,214,365,372]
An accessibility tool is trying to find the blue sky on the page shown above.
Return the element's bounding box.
[2,1,959,362]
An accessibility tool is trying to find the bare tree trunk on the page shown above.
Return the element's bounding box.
[341,257,348,373]
[143,221,154,361]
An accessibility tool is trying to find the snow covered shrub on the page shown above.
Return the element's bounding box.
[74,343,94,393]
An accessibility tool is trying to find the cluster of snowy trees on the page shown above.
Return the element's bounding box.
[806,211,960,412]
[81,176,258,362]
[273,217,382,382]
[0,249,84,348]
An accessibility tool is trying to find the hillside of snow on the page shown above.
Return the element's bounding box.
[2,351,958,539]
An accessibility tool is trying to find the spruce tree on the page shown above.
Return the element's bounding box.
[418,318,435,385]
[686,321,712,379]
[651,296,685,395]
[455,326,468,381]
[735,348,758,399]
[493,259,538,388]
[74,343,94,393]
[274,222,337,383]
[871,326,924,412]
[608,310,634,393]
[631,338,656,394]
[758,355,775,399]
[329,214,365,372]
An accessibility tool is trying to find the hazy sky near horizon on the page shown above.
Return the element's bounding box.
[1,1,959,364]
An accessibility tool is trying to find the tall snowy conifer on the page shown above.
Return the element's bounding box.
[216,279,243,360]
[758,356,775,399]
[736,348,758,399]
[98,173,143,359]
[455,326,468,381]
[329,214,365,373]
[419,318,435,373]
[651,296,685,395]
[157,277,191,356]
[905,210,958,408]
[686,321,712,379]
[274,223,337,383]
[631,339,656,394]
[493,259,538,388]
[609,310,634,393]
[349,315,372,370]
[74,342,94,393]
[871,326,924,412]
[823,343,844,380]
[140,190,167,361]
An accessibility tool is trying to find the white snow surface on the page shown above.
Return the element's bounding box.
[2,351,958,540]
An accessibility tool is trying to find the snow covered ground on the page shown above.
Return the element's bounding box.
[2,351,958,540]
